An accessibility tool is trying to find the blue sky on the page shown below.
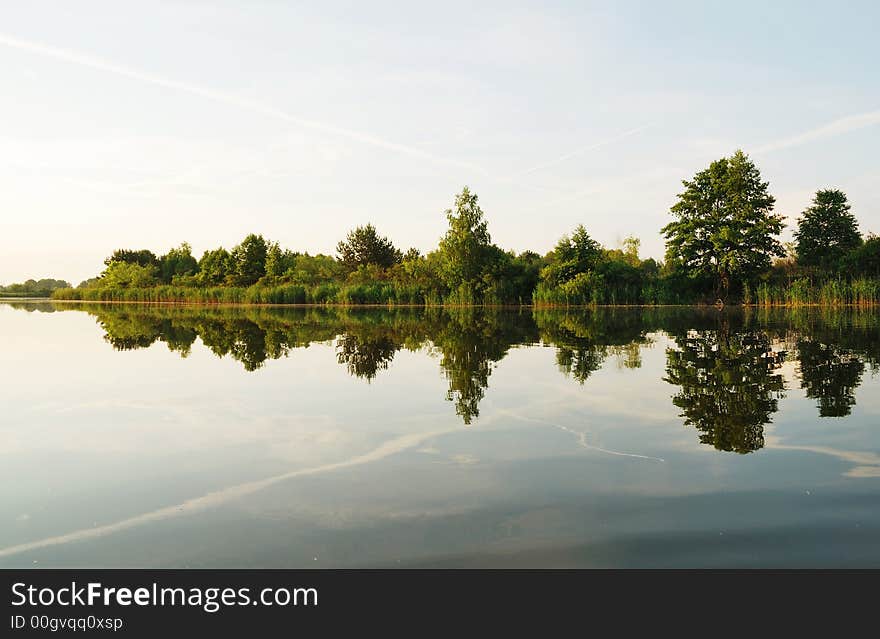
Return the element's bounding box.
[1,0,879,284]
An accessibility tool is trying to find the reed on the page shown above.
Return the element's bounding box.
[749,277,880,307]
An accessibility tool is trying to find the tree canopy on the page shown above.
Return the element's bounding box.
[102,262,158,289]
[662,150,785,299]
[159,242,198,283]
[198,247,232,285]
[230,234,268,286]
[336,224,401,271]
[0,278,71,297]
[541,225,602,287]
[794,189,862,270]
[103,249,160,268]
[437,187,493,293]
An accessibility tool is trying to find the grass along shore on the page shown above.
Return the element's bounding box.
[49,276,880,307]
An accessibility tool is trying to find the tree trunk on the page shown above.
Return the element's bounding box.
[716,268,730,305]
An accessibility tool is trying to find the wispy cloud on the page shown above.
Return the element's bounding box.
[502,124,652,180]
[0,426,460,559]
[0,33,486,175]
[754,109,880,154]
[534,165,680,210]
[767,441,880,478]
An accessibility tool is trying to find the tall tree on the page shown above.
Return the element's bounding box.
[265,241,284,278]
[159,242,198,283]
[541,225,602,287]
[230,234,268,285]
[198,247,232,285]
[621,236,641,266]
[336,224,401,271]
[437,187,492,291]
[103,249,159,268]
[264,242,298,278]
[794,189,862,270]
[661,150,785,300]
[843,234,880,276]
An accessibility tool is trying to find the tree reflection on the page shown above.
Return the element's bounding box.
[796,339,864,417]
[336,333,399,381]
[431,308,538,424]
[61,303,537,425]
[32,302,878,430]
[97,311,197,357]
[664,325,786,453]
[535,309,653,383]
[554,346,606,383]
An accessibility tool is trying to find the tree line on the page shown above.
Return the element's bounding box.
[50,149,880,306]
[0,278,71,298]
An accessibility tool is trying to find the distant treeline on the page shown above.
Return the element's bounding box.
[50,150,880,306]
[0,278,71,298]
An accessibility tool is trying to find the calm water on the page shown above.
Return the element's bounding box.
[1,301,879,567]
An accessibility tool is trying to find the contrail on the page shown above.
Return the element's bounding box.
[0,33,487,175]
[502,124,652,180]
[501,410,665,463]
[753,109,880,154]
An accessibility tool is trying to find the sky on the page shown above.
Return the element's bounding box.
[1,0,879,285]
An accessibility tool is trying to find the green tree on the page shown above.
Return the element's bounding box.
[103,249,159,268]
[595,252,642,304]
[0,278,71,297]
[198,247,233,285]
[505,251,544,304]
[794,189,862,270]
[265,242,284,278]
[621,236,641,266]
[288,253,343,285]
[662,150,785,300]
[230,234,268,286]
[159,242,198,283]
[541,225,602,287]
[336,224,401,271]
[77,277,102,289]
[264,242,298,278]
[842,234,880,276]
[102,262,159,288]
[437,187,492,294]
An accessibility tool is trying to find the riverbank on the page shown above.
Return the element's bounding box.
[47,282,880,308]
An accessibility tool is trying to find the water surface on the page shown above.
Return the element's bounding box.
[1,301,879,567]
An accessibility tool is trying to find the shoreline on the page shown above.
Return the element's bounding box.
[7,297,879,310]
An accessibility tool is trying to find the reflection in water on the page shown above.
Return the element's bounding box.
[534,309,654,382]
[0,425,461,560]
[336,333,399,381]
[4,301,880,568]
[432,308,537,424]
[796,339,864,417]
[664,324,786,453]
[21,302,880,441]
